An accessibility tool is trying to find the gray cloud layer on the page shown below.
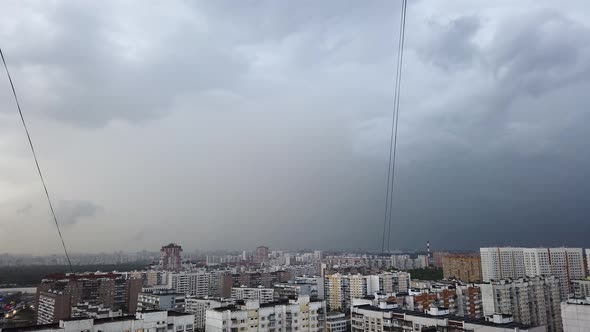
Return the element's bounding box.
[0,0,589,254]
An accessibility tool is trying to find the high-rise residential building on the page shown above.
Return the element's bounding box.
[206,296,325,332]
[160,243,183,271]
[561,298,590,332]
[348,275,368,301]
[395,272,411,293]
[168,271,211,297]
[432,251,450,268]
[351,303,544,332]
[442,253,482,282]
[36,272,142,322]
[481,247,586,299]
[480,247,527,282]
[138,289,185,311]
[36,291,72,324]
[254,246,270,264]
[522,247,585,299]
[479,276,562,332]
[314,251,323,262]
[185,297,235,331]
[455,284,483,319]
[231,286,275,304]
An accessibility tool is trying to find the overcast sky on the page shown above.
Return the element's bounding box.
[1,1,589,254]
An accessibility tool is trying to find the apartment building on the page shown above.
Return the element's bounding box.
[479,276,562,332]
[36,291,72,324]
[137,288,185,311]
[442,254,482,282]
[185,297,235,331]
[205,296,326,332]
[324,272,410,312]
[326,312,347,332]
[168,271,211,297]
[571,279,590,298]
[231,286,275,304]
[480,247,586,299]
[35,272,142,323]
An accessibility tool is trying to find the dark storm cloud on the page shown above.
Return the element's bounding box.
[56,200,103,226]
[0,0,589,253]
[16,203,32,215]
[417,16,481,70]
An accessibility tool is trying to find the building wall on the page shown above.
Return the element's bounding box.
[561,301,590,332]
[205,296,325,332]
[442,254,482,282]
[37,291,72,324]
[231,287,275,304]
[481,247,586,299]
[479,276,562,332]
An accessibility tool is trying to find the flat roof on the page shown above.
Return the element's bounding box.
[167,310,193,317]
[2,323,60,331]
[353,305,534,329]
[94,315,138,323]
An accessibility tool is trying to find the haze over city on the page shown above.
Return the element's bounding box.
[1,0,590,255]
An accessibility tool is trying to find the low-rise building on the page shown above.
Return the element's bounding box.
[138,288,185,311]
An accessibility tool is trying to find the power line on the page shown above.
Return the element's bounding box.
[381,0,408,254]
[0,48,73,272]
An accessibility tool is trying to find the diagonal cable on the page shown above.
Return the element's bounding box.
[382,0,408,254]
[1,48,73,272]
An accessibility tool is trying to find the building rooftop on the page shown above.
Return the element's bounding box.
[2,323,59,332]
[167,310,193,317]
[94,315,138,324]
[353,305,534,329]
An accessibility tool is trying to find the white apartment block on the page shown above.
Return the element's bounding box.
[481,247,586,299]
[3,311,194,332]
[185,297,235,331]
[522,248,585,299]
[480,247,527,282]
[351,303,545,332]
[205,296,326,332]
[326,312,347,332]
[479,276,562,332]
[168,271,211,297]
[231,286,275,304]
[571,280,590,298]
[561,298,590,332]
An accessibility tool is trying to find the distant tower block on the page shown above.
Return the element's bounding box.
[160,243,183,271]
[427,240,431,266]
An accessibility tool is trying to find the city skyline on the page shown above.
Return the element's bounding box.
[1,0,590,254]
